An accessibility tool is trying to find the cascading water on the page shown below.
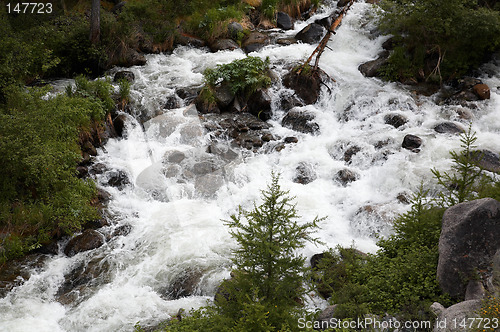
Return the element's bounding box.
[1,1,499,331]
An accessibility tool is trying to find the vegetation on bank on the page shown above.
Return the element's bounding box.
[377,0,500,83]
[0,77,114,263]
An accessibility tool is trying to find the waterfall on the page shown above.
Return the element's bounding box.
[1,2,499,331]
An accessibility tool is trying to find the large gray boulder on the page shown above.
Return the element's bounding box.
[437,198,500,299]
[432,300,482,332]
[295,23,325,44]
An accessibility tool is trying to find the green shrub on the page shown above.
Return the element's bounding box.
[0,79,111,263]
[377,0,500,82]
[203,56,272,98]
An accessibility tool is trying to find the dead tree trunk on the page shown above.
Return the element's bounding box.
[298,0,356,75]
[90,0,100,45]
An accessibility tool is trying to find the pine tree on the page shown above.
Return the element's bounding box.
[219,173,324,329]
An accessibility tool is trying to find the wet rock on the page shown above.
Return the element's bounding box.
[282,109,320,134]
[164,95,181,110]
[164,269,204,299]
[64,230,105,257]
[242,32,269,53]
[434,122,465,135]
[384,113,408,128]
[283,69,322,105]
[214,83,236,109]
[113,70,135,83]
[295,23,325,44]
[166,150,187,163]
[280,92,305,111]
[358,51,389,78]
[56,256,110,305]
[335,168,358,186]
[227,21,243,40]
[113,113,128,137]
[437,198,500,299]
[402,134,422,151]
[106,170,130,190]
[210,39,240,52]
[247,89,272,121]
[176,33,206,48]
[176,88,199,104]
[113,224,132,237]
[276,11,293,30]
[261,133,275,142]
[315,16,332,29]
[471,149,500,174]
[472,83,490,100]
[207,143,239,161]
[192,161,217,175]
[284,136,298,144]
[90,163,109,175]
[121,48,147,67]
[293,162,317,184]
[195,173,225,198]
[276,37,297,45]
[0,254,47,298]
[337,0,351,6]
[382,37,394,50]
[397,192,411,204]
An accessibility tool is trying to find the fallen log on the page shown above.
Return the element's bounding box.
[297,0,356,75]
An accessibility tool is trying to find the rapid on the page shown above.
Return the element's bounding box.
[1,1,499,331]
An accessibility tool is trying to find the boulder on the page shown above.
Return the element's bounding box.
[471,149,500,174]
[64,230,105,257]
[247,89,272,121]
[210,39,240,52]
[121,48,147,67]
[358,51,389,78]
[335,168,358,186]
[106,170,130,190]
[242,32,269,53]
[163,269,204,299]
[437,198,500,299]
[227,21,243,40]
[337,0,351,6]
[472,83,490,100]
[295,23,325,44]
[282,109,319,134]
[113,113,128,137]
[113,71,135,83]
[164,95,181,110]
[276,11,293,30]
[315,16,332,29]
[434,122,465,135]
[433,300,482,332]
[344,145,361,163]
[402,134,422,151]
[176,33,205,48]
[384,113,408,128]
[293,162,317,184]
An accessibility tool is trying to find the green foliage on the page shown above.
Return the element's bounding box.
[221,173,324,328]
[203,56,272,97]
[431,126,491,207]
[0,79,111,263]
[117,78,132,105]
[187,4,244,41]
[313,189,451,322]
[377,0,500,81]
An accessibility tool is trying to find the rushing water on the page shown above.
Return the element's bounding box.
[1,1,500,331]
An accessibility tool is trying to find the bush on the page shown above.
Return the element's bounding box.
[203,56,272,97]
[377,0,500,82]
[0,78,111,263]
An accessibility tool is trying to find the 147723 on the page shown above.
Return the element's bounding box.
[6,2,53,14]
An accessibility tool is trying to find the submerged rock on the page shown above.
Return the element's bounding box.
[402,134,422,151]
[434,122,465,135]
[293,162,317,184]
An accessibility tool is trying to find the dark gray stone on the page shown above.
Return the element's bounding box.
[402,134,422,151]
[64,230,105,257]
[358,51,389,77]
[210,39,240,52]
[384,113,408,128]
[295,23,325,44]
[471,150,500,174]
[293,162,317,185]
[434,122,465,135]
[276,11,293,30]
[335,169,358,186]
[282,109,319,134]
[113,71,135,83]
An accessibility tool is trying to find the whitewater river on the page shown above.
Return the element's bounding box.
[1,1,499,331]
